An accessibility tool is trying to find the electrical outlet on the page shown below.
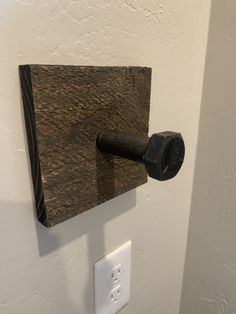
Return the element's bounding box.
[94,241,131,314]
[109,285,122,305]
[110,264,123,287]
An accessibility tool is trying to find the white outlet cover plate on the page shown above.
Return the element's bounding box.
[94,241,131,314]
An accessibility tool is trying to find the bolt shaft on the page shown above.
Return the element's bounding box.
[96,129,150,162]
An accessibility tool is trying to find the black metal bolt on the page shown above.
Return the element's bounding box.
[96,129,185,181]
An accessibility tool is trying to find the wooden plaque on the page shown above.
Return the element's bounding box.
[19,65,151,227]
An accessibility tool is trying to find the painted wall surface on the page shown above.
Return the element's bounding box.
[180,1,236,313]
[0,1,210,313]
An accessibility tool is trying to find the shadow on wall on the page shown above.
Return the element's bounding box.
[0,195,135,313]
[35,189,136,256]
[34,190,136,313]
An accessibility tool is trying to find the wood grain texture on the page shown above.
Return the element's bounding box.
[19,65,151,227]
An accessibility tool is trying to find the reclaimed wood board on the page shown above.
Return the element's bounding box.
[19,65,151,227]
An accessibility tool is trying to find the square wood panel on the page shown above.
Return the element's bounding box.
[19,65,151,227]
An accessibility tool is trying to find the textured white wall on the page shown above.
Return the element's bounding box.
[0,1,210,313]
[180,1,236,313]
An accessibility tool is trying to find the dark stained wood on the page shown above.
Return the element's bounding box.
[19,65,151,227]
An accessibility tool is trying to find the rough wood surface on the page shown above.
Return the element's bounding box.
[19,65,151,227]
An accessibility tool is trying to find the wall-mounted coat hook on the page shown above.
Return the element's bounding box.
[96,129,185,181]
[19,64,184,227]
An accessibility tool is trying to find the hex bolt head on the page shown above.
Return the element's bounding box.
[143,131,185,181]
